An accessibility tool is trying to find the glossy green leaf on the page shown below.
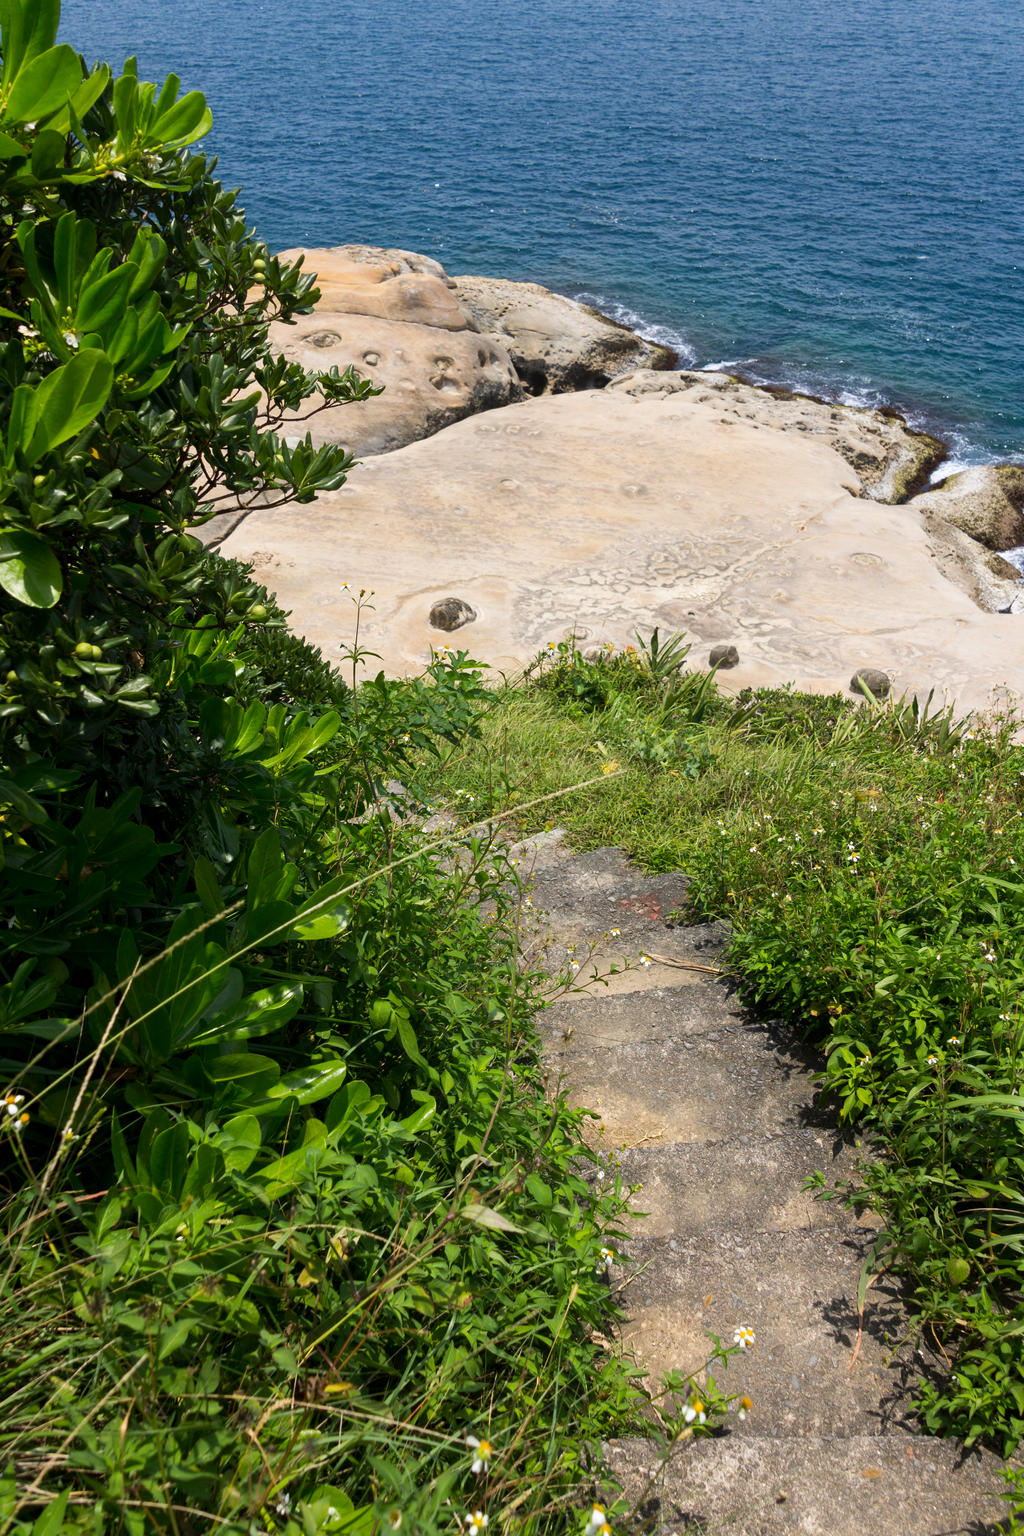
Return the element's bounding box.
[248,1059,347,1113]
[186,981,303,1047]
[206,1051,281,1085]
[149,89,212,148]
[213,1112,262,1173]
[45,62,111,132]
[291,903,350,941]
[0,0,59,86]
[76,263,136,338]
[149,1120,189,1197]
[3,44,81,124]
[0,529,61,607]
[401,1092,437,1135]
[23,349,113,464]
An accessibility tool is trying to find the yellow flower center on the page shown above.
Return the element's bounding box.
[478,1440,491,1459]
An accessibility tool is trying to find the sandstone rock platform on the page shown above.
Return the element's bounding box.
[217,371,1024,719]
[266,245,671,458]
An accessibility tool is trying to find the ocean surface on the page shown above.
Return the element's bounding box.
[61,0,1024,469]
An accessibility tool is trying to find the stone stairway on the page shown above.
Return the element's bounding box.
[513,830,1008,1536]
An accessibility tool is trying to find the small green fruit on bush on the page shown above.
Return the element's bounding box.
[947,1257,971,1286]
[249,604,268,622]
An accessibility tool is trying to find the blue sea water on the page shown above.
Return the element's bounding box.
[61,0,1024,467]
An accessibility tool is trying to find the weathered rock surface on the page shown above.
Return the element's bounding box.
[908,464,1024,551]
[610,370,945,503]
[709,643,740,669]
[916,510,1021,614]
[266,246,672,458]
[269,246,522,458]
[216,384,1024,719]
[508,834,1007,1535]
[449,274,677,395]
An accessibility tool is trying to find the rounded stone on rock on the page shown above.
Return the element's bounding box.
[429,596,477,632]
[849,667,891,700]
[709,644,740,669]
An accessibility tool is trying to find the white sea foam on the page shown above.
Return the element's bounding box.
[564,289,1015,482]
[570,290,698,366]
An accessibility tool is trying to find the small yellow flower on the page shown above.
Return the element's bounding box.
[464,1512,488,1533]
[601,760,620,775]
[683,1396,707,1425]
[737,1395,753,1421]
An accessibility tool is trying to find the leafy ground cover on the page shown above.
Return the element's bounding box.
[411,637,1024,1479]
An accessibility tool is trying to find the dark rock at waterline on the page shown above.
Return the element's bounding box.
[849,668,891,700]
[709,644,740,669]
[908,464,1024,553]
[429,595,477,631]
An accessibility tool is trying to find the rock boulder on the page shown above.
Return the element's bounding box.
[269,245,522,457]
[449,274,677,395]
[266,246,675,459]
[907,465,1024,551]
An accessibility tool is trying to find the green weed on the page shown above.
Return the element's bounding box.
[415,639,1024,1457]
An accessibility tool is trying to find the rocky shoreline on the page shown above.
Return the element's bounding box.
[208,245,1024,718]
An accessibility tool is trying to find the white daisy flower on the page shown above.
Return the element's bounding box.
[465,1434,493,1474]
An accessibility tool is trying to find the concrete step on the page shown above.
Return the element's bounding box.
[604,1431,1008,1535]
[541,981,748,1048]
[512,832,729,995]
[510,837,1006,1530]
[612,1226,911,1439]
[544,993,826,1148]
[610,1130,866,1240]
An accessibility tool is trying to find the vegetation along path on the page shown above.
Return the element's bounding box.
[514,829,1007,1535]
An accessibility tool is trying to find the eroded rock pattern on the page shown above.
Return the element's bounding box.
[218,385,1024,718]
[449,274,677,395]
[267,245,670,457]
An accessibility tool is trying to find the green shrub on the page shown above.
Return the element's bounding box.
[0,7,656,1530]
